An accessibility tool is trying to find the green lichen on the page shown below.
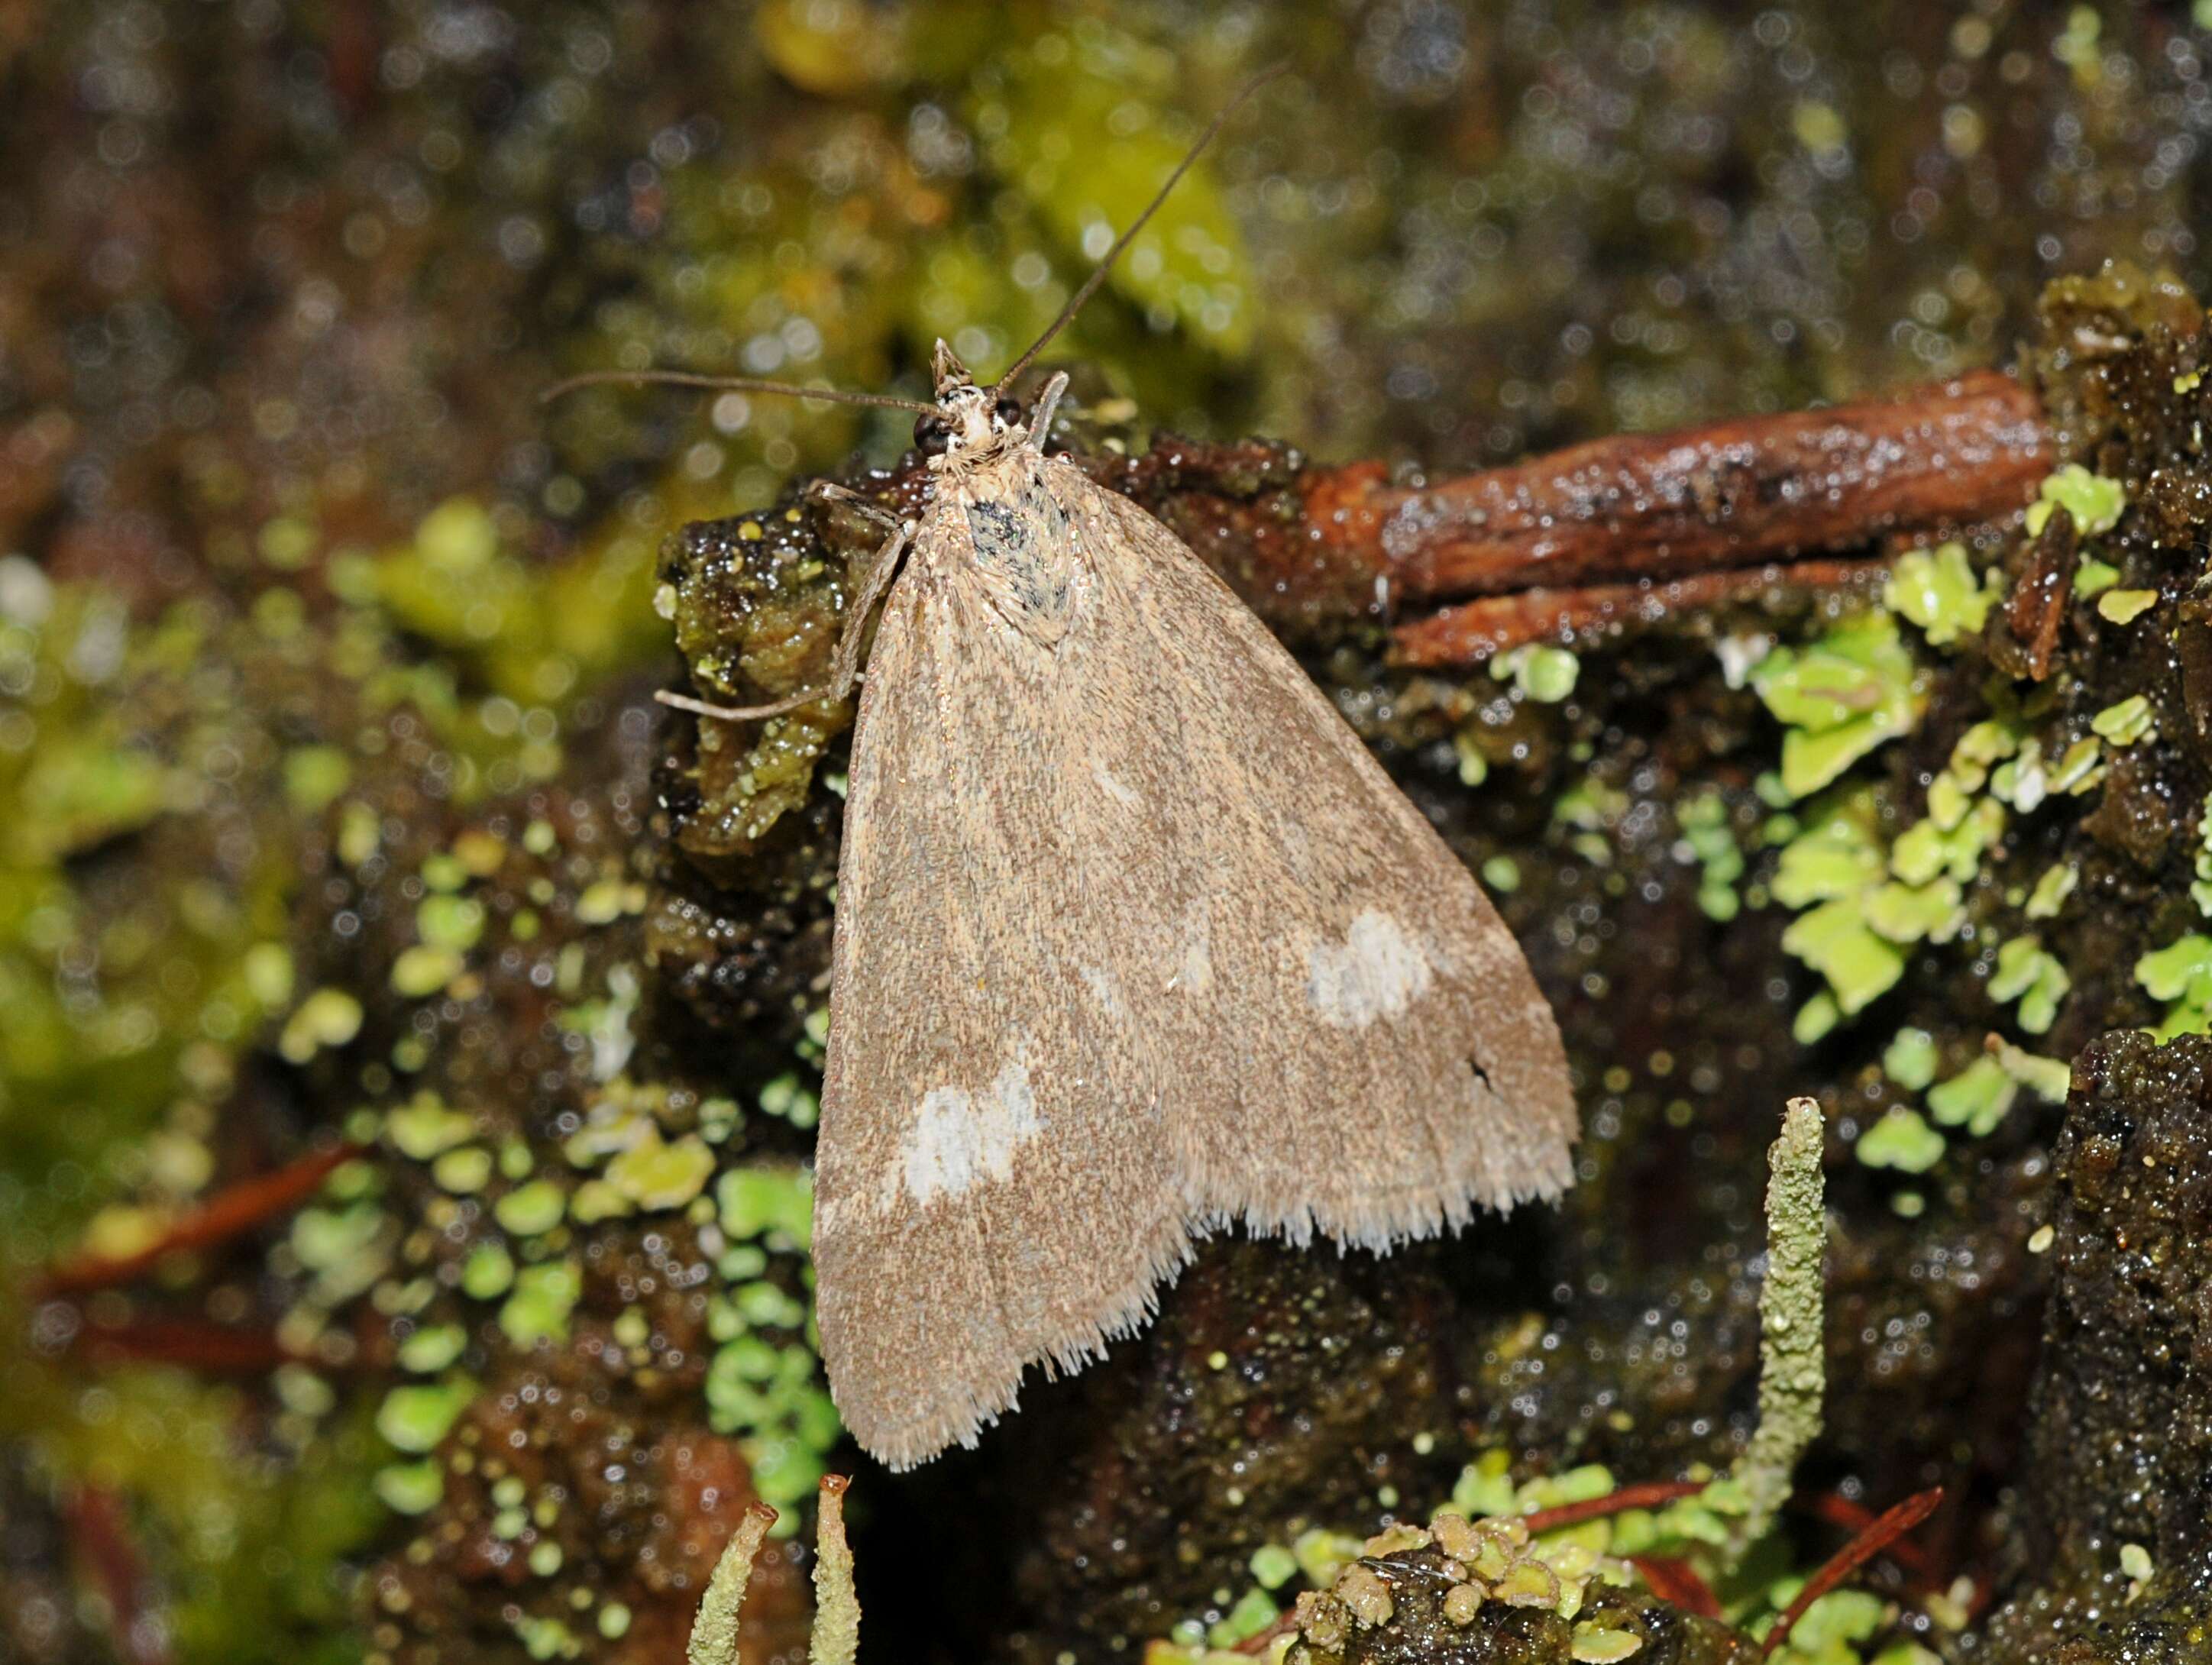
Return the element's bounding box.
[1885,542,1994,647]
[604,1132,717,1209]
[2074,554,2122,597]
[1677,790,1745,920]
[1752,611,1926,799]
[2090,693,2155,746]
[2023,462,2127,538]
[1882,1027,1939,1090]
[276,987,364,1065]
[2097,587,2159,624]
[2135,933,2212,1037]
[811,1479,860,1665]
[1855,1108,1944,1173]
[1990,936,2071,1035]
[498,1259,581,1346]
[1729,1098,1826,1558]
[375,1376,477,1453]
[1925,1056,2016,1136]
[1493,642,1581,703]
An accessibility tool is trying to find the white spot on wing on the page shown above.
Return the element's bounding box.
[1080,963,1126,1020]
[1169,900,1213,996]
[1092,759,1140,808]
[1307,910,1433,1028]
[901,1058,1043,1205]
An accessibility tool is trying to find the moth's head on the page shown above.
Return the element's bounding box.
[917,340,1024,464]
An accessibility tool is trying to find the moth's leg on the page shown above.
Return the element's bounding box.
[808,478,901,534]
[1024,372,1070,447]
[656,504,912,723]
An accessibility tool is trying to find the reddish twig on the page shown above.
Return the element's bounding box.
[73,1317,300,1374]
[34,1141,364,1298]
[1758,1488,1944,1662]
[1796,1491,1942,1586]
[64,1484,169,1665]
[1337,371,2046,603]
[1517,1480,1709,1534]
[1628,1554,1724,1620]
[1390,556,1890,666]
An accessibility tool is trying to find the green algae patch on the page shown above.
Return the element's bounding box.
[2024,463,2126,538]
[1886,542,1995,647]
[2136,934,2212,1037]
[604,1132,716,1210]
[376,1376,478,1453]
[1493,642,1581,703]
[1753,612,1926,799]
[498,1259,582,1347]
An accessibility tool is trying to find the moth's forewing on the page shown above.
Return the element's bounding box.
[814,452,1573,1469]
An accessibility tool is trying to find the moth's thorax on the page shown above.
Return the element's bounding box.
[943,449,1083,648]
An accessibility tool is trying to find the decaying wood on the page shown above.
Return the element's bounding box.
[1389,557,1893,666]
[1997,503,2076,681]
[1098,371,2049,658]
[1334,370,2047,600]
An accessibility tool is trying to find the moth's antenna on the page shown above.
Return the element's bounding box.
[540,368,937,417]
[991,63,1288,400]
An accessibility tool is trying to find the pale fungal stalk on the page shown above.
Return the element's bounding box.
[1729,1096,1828,1560]
[687,1478,861,1665]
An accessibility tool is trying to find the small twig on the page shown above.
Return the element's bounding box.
[1627,1555,1723,1621]
[64,1483,169,1665]
[34,1141,364,1298]
[1390,558,1891,665]
[73,1317,299,1374]
[1758,1488,1944,1663]
[1518,1480,1711,1534]
[1796,1492,1942,1586]
[1350,370,2047,603]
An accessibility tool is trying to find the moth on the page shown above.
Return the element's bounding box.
[553,75,1576,1469]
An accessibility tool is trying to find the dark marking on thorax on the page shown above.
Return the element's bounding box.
[958,466,1083,647]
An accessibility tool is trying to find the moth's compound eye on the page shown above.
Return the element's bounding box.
[914,413,951,455]
[994,394,1024,426]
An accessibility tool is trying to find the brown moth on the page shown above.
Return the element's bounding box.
[557,77,1576,1469]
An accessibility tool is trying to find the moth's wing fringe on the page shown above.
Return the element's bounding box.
[813,453,1577,1471]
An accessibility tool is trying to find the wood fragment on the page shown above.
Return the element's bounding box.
[1329,370,2048,603]
[1390,558,1891,666]
[1997,503,2076,681]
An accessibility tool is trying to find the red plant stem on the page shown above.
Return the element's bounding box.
[34,1141,364,1298]
[1389,556,1891,665]
[73,1317,300,1374]
[65,1484,170,1665]
[1797,1491,1942,1585]
[1517,1480,1709,1534]
[1628,1555,1723,1621]
[1758,1489,1945,1662]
